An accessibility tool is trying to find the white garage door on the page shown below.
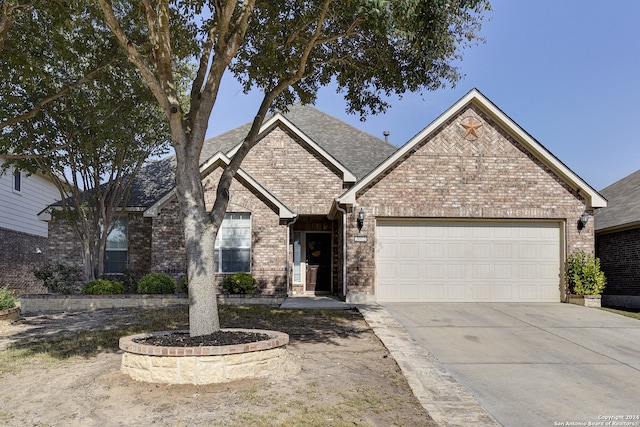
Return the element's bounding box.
[376,220,561,302]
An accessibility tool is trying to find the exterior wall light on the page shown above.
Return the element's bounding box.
[357,208,365,232]
[577,211,589,231]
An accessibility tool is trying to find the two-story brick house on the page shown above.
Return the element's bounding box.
[44,89,606,303]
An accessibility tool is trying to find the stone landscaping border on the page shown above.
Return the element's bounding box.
[567,294,601,308]
[120,329,290,384]
[19,294,285,315]
[0,307,20,325]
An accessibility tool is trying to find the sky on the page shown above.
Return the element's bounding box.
[206,0,640,191]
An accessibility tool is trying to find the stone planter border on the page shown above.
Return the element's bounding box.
[19,294,285,315]
[567,294,601,308]
[119,329,290,384]
[0,306,20,325]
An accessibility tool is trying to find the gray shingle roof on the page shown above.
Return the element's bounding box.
[594,169,640,231]
[127,156,176,208]
[128,104,398,208]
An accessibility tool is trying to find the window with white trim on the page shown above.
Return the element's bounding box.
[214,212,251,273]
[104,217,128,274]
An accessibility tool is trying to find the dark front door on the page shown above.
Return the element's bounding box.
[305,233,331,293]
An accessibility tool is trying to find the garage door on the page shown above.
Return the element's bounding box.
[376,220,561,302]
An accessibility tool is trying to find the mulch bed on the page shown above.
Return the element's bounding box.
[134,330,271,347]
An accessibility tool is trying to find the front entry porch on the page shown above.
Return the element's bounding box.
[290,215,339,296]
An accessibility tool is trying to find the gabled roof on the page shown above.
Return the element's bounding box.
[144,152,296,220]
[226,112,357,183]
[201,103,397,180]
[595,169,640,232]
[129,104,396,209]
[337,88,607,209]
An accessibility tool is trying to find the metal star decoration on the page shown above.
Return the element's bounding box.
[461,117,482,138]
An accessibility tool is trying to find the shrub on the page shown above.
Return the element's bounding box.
[567,252,607,295]
[82,280,125,295]
[33,263,82,294]
[137,273,176,294]
[108,270,137,294]
[222,272,257,295]
[178,276,188,294]
[0,287,17,310]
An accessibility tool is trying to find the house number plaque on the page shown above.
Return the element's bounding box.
[354,234,368,242]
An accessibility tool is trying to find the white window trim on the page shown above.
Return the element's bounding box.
[104,217,128,274]
[214,212,252,274]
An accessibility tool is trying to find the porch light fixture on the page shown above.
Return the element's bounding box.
[577,211,590,231]
[357,208,365,232]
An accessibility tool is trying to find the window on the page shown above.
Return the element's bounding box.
[12,169,21,193]
[214,212,251,273]
[104,217,128,274]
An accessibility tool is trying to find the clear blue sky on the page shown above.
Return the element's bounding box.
[207,0,640,191]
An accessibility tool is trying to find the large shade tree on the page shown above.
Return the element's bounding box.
[0,1,118,130]
[95,0,490,337]
[0,0,171,282]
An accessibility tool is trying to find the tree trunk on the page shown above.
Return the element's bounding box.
[173,131,221,337]
[81,241,96,282]
[185,220,220,336]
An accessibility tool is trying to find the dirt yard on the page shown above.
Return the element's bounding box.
[0,306,435,426]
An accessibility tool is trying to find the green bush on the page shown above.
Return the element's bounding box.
[137,273,176,294]
[178,276,188,294]
[222,272,257,295]
[82,280,125,295]
[0,287,17,310]
[108,270,137,294]
[567,251,607,295]
[33,263,82,294]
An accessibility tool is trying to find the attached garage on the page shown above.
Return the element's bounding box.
[335,89,607,304]
[376,220,562,302]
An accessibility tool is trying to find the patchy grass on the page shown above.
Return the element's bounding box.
[601,306,640,320]
[1,305,363,371]
[0,305,433,426]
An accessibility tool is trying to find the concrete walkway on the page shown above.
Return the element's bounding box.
[279,295,355,310]
[279,296,498,426]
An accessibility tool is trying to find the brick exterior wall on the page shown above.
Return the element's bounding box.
[151,200,187,280]
[596,228,640,296]
[47,217,84,272]
[0,227,48,293]
[345,105,594,299]
[127,213,152,281]
[241,127,345,214]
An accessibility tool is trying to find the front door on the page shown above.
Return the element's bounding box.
[305,233,331,293]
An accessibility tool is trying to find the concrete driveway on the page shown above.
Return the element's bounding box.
[382,303,640,427]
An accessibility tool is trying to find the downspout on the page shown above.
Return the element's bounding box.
[334,201,348,297]
[285,214,299,296]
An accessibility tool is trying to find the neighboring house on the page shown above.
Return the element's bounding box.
[595,169,640,299]
[44,89,606,303]
[0,160,60,292]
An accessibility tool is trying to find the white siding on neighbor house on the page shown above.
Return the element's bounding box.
[376,220,562,302]
[0,162,60,237]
